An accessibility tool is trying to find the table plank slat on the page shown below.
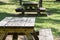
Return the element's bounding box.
[0,17,35,27]
[25,17,35,26]
[5,17,27,26]
[0,17,13,26]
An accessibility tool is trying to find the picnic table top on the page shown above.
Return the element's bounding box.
[0,17,35,28]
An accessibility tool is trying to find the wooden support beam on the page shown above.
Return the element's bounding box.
[13,33,18,40]
[0,32,7,40]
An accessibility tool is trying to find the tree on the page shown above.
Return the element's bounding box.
[56,0,60,1]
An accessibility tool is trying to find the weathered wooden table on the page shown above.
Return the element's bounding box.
[0,17,35,40]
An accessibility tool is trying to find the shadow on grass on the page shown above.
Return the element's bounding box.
[0,12,47,21]
[0,12,19,21]
[0,1,17,5]
[36,17,60,24]
[36,17,52,23]
[47,8,60,15]
[43,1,56,2]
[51,27,60,36]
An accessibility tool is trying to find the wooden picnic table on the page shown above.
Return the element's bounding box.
[16,1,46,14]
[0,17,35,40]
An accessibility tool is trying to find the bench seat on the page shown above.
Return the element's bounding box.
[15,7,46,12]
[38,7,46,12]
[15,8,23,12]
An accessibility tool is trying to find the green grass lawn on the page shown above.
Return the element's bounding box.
[0,0,60,39]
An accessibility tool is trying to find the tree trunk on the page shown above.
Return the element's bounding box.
[56,0,60,1]
[39,0,42,7]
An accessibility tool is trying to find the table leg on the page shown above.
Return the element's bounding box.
[0,32,7,40]
[31,31,39,40]
[25,33,33,40]
[13,33,18,40]
[22,11,24,15]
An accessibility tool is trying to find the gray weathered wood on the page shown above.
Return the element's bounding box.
[39,29,54,40]
[0,17,13,26]
[0,17,35,27]
[6,17,27,26]
[25,17,35,26]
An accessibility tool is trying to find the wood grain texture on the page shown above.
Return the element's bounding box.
[0,17,13,26]
[25,17,35,26]
[0,17,35,27]
[6,17,27,26]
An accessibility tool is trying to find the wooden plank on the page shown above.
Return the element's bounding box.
[5,17,27,26]
[39,29,54,40]
[0,17,35,27]
[0,17,13,26]
[25,17,35,27]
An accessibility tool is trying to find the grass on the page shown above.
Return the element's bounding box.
[0,0,60,39]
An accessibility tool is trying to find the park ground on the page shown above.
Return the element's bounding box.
[0,0,60,40]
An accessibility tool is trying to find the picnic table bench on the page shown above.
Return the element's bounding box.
[0,17,35,40]
[39,29,54,40]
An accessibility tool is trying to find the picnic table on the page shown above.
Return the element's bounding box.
[16,2,46,14]
[0,17,35,40]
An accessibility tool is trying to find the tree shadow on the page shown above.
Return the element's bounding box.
[0,12,19,21]
[0,12,47,21]
[36,17,60,24]
[51,27,60,36]
[43,1,56,2]
[47,8,60,15]
[35,17,52,23]
[0,1,17,5]
[52,19,60,24]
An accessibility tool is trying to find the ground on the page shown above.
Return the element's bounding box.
[5,35,27,40]
[0,0,60,40]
